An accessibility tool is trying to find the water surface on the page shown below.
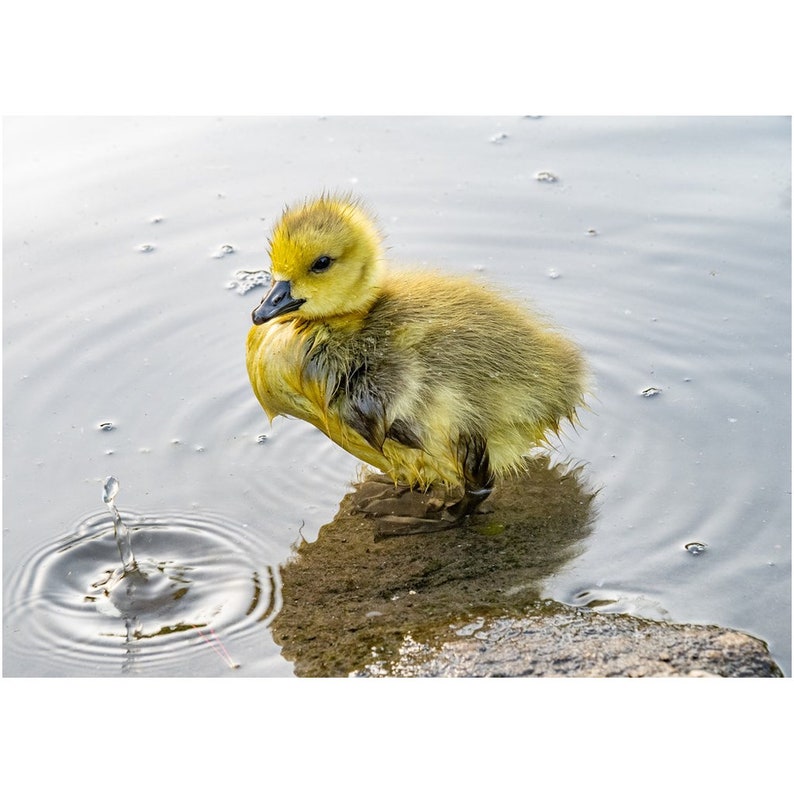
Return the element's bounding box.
[3,116,790,675]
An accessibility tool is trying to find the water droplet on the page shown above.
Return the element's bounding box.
[137,243,156,253]
[685,542,708,555]
[535,170,558,183]
[640,387,662,398]
[101,476,139,575]
[211,244,236,259]
[103,476,119,504]
[98,421,115,432]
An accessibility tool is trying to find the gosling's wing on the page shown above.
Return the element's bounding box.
[338,387,425,454]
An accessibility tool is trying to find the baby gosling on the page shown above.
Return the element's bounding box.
[246,195,587,524]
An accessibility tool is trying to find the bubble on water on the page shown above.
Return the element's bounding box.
[137,243,156,253]
[640,387,662,398]
[547,268,561,280]
[685,542,708,555]
[227,268,271,295]
[489,132,509,144]
[535,170,558,183]
[212,244,236,259]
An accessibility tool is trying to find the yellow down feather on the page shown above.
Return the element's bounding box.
[246,194,588,492]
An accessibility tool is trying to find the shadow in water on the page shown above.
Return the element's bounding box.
[271,455,597,677]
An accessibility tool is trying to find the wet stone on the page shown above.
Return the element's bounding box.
[352,613,781,678]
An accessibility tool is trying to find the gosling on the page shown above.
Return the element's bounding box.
[246,195,587,525]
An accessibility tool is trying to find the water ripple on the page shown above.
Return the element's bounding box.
[4,508,282,676]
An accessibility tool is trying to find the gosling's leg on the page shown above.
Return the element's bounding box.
[444,432,495,521]
[445,483,494,521]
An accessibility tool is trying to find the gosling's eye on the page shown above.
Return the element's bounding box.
[310,255,334,273]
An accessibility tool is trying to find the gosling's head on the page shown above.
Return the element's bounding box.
[252,195,385,325]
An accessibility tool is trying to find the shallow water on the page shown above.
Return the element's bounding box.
[3,116,790,676]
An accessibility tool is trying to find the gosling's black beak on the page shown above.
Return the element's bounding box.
[251,280,306,325]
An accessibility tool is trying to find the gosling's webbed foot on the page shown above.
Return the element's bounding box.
[351,477,464,537]
[352,478,442,516]
[351,476,496,538]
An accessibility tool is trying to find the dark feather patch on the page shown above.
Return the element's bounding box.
[386,417,425,451]
[456,432,494,491]
[345,391,388,451]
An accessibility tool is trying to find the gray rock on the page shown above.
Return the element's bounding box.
[353,607,782,677]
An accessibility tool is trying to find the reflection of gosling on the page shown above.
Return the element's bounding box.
[246,195,588,522]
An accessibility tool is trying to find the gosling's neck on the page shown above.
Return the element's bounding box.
[321,257,386,331]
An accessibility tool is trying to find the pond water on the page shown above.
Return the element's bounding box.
[3,116,790,676]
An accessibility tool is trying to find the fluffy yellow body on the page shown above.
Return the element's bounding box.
[246,196,587,509]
